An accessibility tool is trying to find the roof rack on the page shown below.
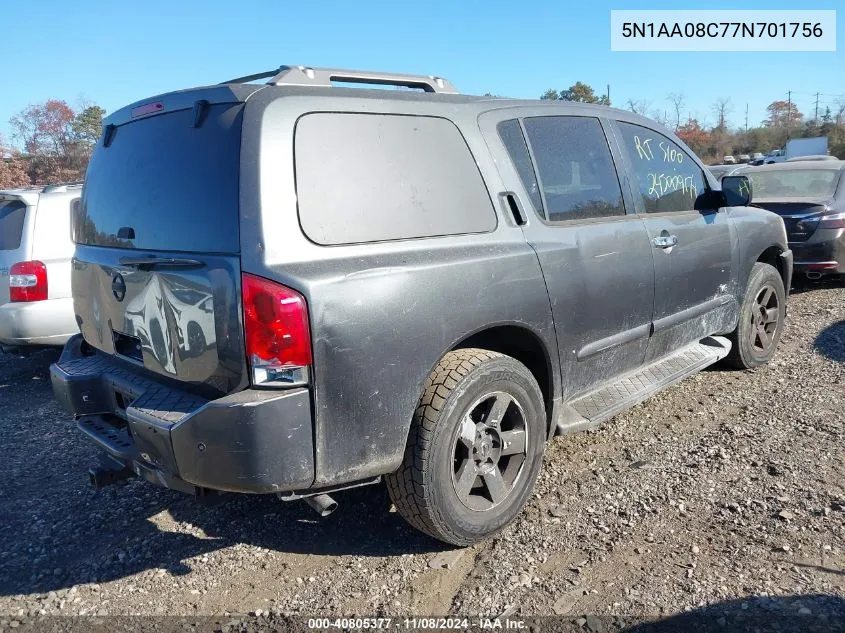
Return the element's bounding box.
[41,183,83,194]
[220,65,458,94]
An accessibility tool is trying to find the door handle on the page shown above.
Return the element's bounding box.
[653,234,678,249]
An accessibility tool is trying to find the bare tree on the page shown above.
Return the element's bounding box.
[650,109,670,128]
[626,99,651,115]
[711,97,732,131]
[836,101,845,127]
[667,92,685,130]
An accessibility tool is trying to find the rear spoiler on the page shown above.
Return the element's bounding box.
[103,64,457,133]
[0,190,40,206]
[102,83,265,130]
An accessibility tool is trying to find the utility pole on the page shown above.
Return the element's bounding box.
[745,103,748,133]
[787,91,792,130]
[607,83,610,104]
[814,92,820,123]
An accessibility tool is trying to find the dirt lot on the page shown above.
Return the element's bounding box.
[0,281,843,629]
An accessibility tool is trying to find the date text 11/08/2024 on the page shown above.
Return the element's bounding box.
[306,617,527,630]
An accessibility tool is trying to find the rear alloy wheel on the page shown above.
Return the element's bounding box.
[386,349,545,546]
[725,262,786,369]
[451,391,528,512]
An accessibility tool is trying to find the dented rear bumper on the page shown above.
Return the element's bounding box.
[50,335,315,494]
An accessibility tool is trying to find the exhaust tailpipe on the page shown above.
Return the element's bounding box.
[806,271,823,280]
[303,493,338,517]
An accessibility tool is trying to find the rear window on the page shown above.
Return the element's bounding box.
[74,103,243,252]
[0,201,27,250]
[746,169,841,198]
[295,113,496,245]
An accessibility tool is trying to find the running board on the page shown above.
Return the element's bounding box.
[556,336,731,435]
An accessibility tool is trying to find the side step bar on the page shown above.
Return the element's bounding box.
[556,336,732,435]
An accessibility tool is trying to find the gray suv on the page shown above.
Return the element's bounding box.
[51,66,793,545]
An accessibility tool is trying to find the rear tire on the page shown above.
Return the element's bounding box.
[386,349,546,546]
[724,262,786,369]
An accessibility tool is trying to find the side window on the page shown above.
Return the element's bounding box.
[497,120,543,213]
[617,122,708,213]
[522,116,625,222]
[0,200,27,250]
[295,113,496,245]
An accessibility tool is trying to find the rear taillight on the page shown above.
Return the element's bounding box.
[818,212,845,229]
[9,261,48,302]
[242,273,311,387]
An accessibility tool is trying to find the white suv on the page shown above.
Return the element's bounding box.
[0,184,81,350]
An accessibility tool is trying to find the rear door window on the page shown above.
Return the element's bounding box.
[0,201,27,250]
[295,113,496,245]
[522,117,625,222]
[497,119,543,213]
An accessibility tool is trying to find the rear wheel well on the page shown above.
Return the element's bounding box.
[453,326,553,432]
[756,246,788,288]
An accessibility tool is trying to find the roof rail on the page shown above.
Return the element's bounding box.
[220,65,458,94]
[41,183,83,193]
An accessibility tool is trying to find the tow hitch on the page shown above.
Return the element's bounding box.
[88,462,133,489]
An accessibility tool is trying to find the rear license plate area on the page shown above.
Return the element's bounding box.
[113,331,143,362]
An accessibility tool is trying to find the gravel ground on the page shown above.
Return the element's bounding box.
[0,280,842,629]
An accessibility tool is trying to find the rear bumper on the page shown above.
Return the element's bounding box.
[0,297,78,346]
[789,229,845,274]
[50,335,315,494]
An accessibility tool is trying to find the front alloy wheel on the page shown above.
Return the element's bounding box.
[749,284,780,354]
[725,262,786,369]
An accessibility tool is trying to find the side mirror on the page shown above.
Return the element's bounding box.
[721,175,752,207]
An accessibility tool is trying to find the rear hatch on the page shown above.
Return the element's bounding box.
[0,193,37,306]
[750,199,832,242]
[73,86,260,397]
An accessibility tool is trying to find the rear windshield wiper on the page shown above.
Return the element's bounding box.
[118,255,204,269]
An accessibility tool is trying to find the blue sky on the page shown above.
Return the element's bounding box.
[1,0,842,143]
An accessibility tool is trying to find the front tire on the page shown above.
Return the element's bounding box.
[386,349,546,546]
[724,262,786,369]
